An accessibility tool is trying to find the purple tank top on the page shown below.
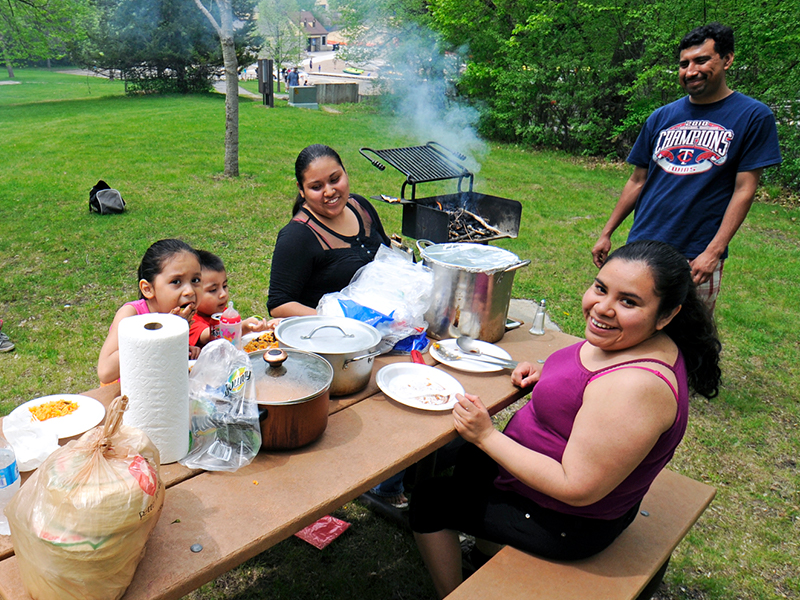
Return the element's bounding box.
[495,341,689,519]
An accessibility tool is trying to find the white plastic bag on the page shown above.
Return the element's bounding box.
[2,417,59,472]
[317,245,434,351]
[179,340,261,472]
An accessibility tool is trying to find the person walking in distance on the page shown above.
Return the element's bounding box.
[592,23,781,312]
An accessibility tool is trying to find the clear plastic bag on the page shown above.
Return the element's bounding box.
[179,340,261,471]
[317,245,434,351]
[7,395,164,600]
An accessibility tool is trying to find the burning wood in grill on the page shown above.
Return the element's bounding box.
[448,208,504,242]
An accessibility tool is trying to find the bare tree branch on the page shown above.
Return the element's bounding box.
[192,0,222,37]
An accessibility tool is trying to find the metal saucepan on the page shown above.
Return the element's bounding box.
[275,316,382,396]
[250,348,333,450]
[417,240,530,343]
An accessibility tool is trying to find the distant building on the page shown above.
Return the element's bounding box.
[299,10,328,52]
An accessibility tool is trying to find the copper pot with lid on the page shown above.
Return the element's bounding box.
[250,347,333,450]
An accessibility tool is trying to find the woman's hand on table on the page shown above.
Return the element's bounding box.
[453,393,495,446]
[511,361,541,389]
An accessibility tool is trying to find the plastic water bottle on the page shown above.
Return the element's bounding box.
[219,301,242,349]
[529,299,547,336]
[0,433,21,536]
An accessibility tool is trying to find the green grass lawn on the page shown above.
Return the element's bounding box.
[1,69,798,600]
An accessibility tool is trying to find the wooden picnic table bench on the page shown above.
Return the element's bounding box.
[0,323,578,600]
[445,468,716,600]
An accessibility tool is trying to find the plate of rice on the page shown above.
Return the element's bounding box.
[5,394,105,439]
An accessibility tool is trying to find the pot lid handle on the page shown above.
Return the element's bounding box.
[264,348,288,368]
[416,239,434,253]
[300,325,355,340]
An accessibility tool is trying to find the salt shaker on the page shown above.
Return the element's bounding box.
[529,299,547,335]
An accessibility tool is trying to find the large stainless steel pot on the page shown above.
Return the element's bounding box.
[275,316,382,396]
[250,348,333,450]
[418,240,530,343]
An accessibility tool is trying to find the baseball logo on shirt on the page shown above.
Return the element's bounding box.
[652,120,734,175]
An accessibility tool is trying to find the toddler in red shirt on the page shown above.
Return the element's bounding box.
[190,250,274,347]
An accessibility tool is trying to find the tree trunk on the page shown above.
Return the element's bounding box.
[222,33,239,177]
[218,0,239,177]
[194,0,239,177]
[1,36,14,78]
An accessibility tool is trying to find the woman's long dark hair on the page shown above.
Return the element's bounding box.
[606,240,722,398]
[137,239,197,300]
[292,144,346,216]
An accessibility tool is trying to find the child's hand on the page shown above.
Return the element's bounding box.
[171,303,196,323]
[266,318,282,330]
[242,316,269,334]
[189,345,201,360]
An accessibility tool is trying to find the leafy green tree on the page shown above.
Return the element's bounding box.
[331,0,799,188]
[0,0,90,77]
[81,0,222,93]
[425,0,800,188]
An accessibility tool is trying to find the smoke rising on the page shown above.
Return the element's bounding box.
[382,25,487,174]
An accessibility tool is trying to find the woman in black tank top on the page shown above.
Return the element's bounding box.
[267,145,390,318]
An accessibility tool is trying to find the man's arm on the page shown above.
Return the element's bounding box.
[689,168,763,284]
[592,166,648,268]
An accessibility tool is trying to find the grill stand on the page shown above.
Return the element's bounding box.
[361,142,522,244]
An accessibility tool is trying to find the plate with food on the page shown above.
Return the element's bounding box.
[5,394,106,439]
[242,330,279,354]
[429,339,513,373]
[376,364,464,411]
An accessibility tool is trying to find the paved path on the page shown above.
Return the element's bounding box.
[211,80,287,101]
[243,50,379,96]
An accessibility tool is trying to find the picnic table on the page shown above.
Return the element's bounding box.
[0,322,579,600]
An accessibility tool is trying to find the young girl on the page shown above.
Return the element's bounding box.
[97,239,202,384]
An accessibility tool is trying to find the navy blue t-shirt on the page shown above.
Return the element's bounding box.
[626,92,781,259]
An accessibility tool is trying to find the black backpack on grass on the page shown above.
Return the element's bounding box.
[89,180,126,214]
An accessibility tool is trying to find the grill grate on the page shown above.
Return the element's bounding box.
[360,142,473,200]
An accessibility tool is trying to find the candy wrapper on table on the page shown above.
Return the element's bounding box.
[6,395,164,600]
[317,245,434,353]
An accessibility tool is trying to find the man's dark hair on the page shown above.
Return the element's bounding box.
[678,22,734,58]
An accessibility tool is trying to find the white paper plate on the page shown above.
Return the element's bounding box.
[429,339,513,373]
[376,364,465,411]
[5,394,105,439]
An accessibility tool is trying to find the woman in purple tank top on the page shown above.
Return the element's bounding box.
[410,240,722,598]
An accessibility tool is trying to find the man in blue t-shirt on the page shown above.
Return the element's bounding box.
[592,23,782,310]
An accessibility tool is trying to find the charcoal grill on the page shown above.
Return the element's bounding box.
[360,142,522,244]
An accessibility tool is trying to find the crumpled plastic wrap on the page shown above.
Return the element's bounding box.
[6,395,164,600]
[317,245,434,351]
[2,417,59,472]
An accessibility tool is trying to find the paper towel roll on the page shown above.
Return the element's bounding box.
[119,313,190,464]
